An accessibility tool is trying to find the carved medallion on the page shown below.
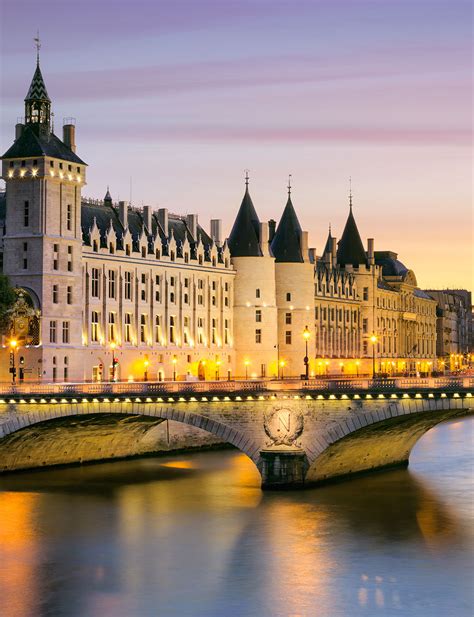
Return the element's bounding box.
[263,407,304,447]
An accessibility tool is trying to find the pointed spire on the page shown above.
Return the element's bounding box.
[228,175,262,257]
[24,38,51,136]
[104,187,112,205]
[336,192,367,267]
[323,223,333,257]
[349,176,353,210]
[271,187,304,263]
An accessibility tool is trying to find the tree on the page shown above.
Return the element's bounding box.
[0,275,17,336]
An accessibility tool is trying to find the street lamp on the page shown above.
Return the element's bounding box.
[144,357,149,382]
[9,339,18,385]
[370,334,378,378]
[172,357,177,381]
[110,341,117,382]
[279,360,285,380]
[303,325,310,380]
[356,360,360,377]
[215,359,221,381]
[244,360,250,380]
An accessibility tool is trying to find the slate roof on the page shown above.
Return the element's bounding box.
[322,226,333,256]
[375,253,409,278]
[270,196,304,263]
[336,207,367,267]
[1,125,86,164]
[227,188,262,257]
[25,64,50,102]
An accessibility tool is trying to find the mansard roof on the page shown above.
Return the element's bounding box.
[227,188,262,257]
[1,125,86,164]
[271,195,304,263]
[25,63,50,102]
[336,206,367,267]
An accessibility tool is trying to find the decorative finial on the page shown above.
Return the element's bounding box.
[329,222,332,235]
[34,31,41,65]
[349,176,353,210]
[244,169,250,189]
[287,173,292,197]
[51,111,55,133]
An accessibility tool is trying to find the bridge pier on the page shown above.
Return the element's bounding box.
[259,449,307,489]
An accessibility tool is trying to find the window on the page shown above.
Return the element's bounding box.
[62,321,70,344]
[124,313,132,343]
[49,320,57,343]
[91,311,99,342]
[224,319,230,344]
[255,329,262,343]
[212,318,217,344]
[363,341,368,355]
[155,248,161,259]
[124,272,132,300]
[363,287,369,301]
[109,243,114,254]
[24,201,29,227]
[52,284,58,304]
[170,276,175,286]
[50,161,54,168]
[66,204,72,231]
[170,292,175,303]
[63,356,69,381]
[183,316,190,344]
[93,240,98,253]
[67,246,73,271]
[184,293,189,304]
[126,244,131,256]
[256,288,261,298]
[169,316,176,343]
[91,268,100,298]
[108,270,116,298]
[140,314,147,343]
[52,356,57,381]
[53,244,59,270]
[362,318,368,334]
[22,242,28,269]
[198,279,203,290]
[314,307,319,320]
[286,293,291,302]
[285,330,292,345]
[155,275,160,285]
[108,312,116,341]
[155,315,162,343]
[285,312,292,325]
[212,281,217,291]
[141,247,146,258]
[67,286,72,305]
[256,309,262,322]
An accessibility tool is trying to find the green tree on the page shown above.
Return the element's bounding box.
[0,275,17,336]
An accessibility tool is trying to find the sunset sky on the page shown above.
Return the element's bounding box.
[1,0,472,288]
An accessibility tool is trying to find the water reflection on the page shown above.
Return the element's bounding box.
[0,418,472,617]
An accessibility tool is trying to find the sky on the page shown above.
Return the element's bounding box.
[0,0,472,289]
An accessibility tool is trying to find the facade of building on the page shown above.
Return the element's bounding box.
[0,58,439,382]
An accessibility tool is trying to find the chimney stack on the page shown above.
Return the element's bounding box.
[118,201,128,228]
[186,213,198,240]
[309,247,317,264]
[300,230,309,261]
[63,123,76,152]
[259,222,270,255]
[268,219,276,242]
[143,205,152,232]
[157,208,169,237]
[210,219,222,245]
[15,123,24,141]
[331,237,337,268]
[367,238,375,266]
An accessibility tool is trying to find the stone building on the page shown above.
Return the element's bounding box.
[0,56,439,382]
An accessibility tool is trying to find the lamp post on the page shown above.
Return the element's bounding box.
[279,360,285,380]
[110,341,116,382]
[9,339,18,385]
[144,358,149,382]
[303,325,310,380]
[215,359,221,381]
[244,360,250,380]
[370,334,378,379]
[172,357,177,381]
[356,360,360,377]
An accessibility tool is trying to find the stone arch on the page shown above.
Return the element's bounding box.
[305,397,472,484]
[0,403,262,473]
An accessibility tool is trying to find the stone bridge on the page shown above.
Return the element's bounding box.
[0,379,472,488]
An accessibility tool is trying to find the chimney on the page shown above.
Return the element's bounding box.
[309,247,317,264]
[15,123,24,141]
[118,201,128,228]
[210,219,222,245]
[331,237,337,268]
[143,205,152,232]
[186,213,198,240]
[63,124,76,152]
[268,219,276,242]
[259,222,270,256]
[157,208,169,237]
[300,230,309,262]
[368,238,375,266]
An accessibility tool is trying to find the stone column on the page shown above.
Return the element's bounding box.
[259,449,307,489]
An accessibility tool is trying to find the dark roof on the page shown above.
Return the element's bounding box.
[375,252,409,278]
[271,196,304,263]
[1,125,86,164]
[414,289,434,300]
[322,226,333,256]
[227,188,262,257]
[336,207,367,267]
[25,63,50,102]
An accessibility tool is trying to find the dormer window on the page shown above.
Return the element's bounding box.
[59,162,63,170]
[50,161,54,168]
[141,247,146,258]
[126,245,131,256]
[93,240,98,252]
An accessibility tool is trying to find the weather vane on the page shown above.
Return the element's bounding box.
[244,169,250,188]
[287,173,292,196]
[349,176,353,209]
[34,31,41,64]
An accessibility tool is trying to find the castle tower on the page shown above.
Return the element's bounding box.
[271,185,314,377]
[228,176,278,378]
[1,51,87,382]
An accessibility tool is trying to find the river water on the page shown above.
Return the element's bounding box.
[0,418,472,617]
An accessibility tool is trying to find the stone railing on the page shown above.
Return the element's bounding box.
[0,376,472,398]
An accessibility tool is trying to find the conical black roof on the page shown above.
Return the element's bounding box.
[271,196,304,263]
[323,226,333,256]
[228,188,262,257]
[25,63,50,102]
[336,206,367,267]
[104,187,112,203]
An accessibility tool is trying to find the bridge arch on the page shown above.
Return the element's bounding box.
[0,402,262,473]
[304,396,472,484]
